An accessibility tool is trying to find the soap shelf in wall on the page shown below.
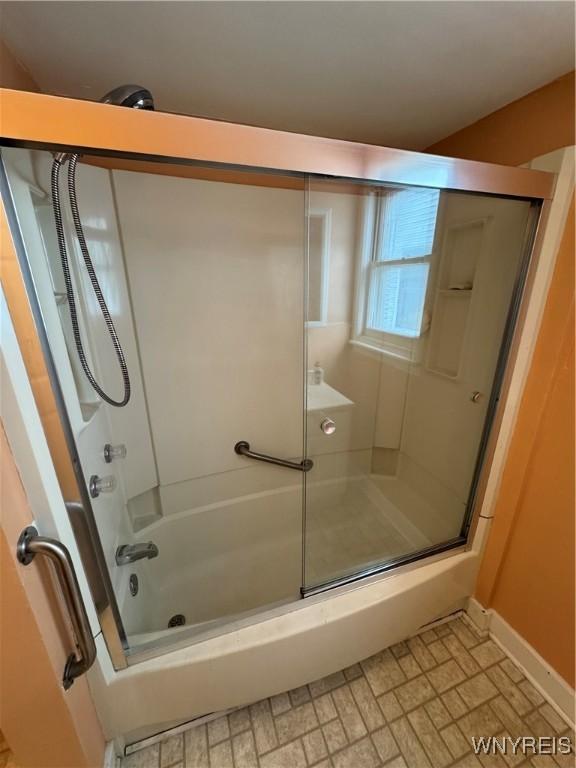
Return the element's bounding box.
[424,365,459,381]
[437,288,473,296]
[425,217,489,380]
[79,400,101,423]
[52,290,103,423]
[307,382,354,412]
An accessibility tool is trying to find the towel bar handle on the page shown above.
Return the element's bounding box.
[234,441,313,472]
[17,525,97,689]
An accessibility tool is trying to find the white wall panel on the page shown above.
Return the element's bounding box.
[113,171,305,487]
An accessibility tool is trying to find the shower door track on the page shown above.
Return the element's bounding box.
[0,90,555,200]
[0,87,555,671]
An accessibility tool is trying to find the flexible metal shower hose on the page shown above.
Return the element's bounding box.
[51,154,131,407]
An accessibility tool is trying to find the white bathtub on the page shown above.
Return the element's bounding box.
[123,483,303,643]
[120,473,459,646]
[91,477,488,746]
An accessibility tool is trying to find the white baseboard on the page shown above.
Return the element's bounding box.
[466,598,575,729]
[103,741,120,768]
[465,597,491,633]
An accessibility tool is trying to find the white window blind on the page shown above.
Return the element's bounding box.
[378,188,440,261]
[365,188,439,340]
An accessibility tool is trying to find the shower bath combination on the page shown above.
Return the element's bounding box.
[0,87,558,744]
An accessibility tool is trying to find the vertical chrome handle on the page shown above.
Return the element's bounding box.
[16,526,97,689]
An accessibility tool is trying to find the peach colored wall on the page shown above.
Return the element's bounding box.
[0,728,18,767]
[477,202,575,687]
[0,39,39,92]
[427,71,575,166]
[428,75,575,687]
[1,428,105,767]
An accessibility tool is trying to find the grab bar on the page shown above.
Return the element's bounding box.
[17,525,97,690]
[234,441,313,472]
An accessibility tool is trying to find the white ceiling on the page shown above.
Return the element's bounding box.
[1,1,574,150]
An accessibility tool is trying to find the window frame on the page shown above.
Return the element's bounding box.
[353,189,440,362]
[306,207,332,328]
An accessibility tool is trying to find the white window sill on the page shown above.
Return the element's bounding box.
[349,337,420,370]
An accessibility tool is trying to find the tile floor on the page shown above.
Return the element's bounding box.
[122,616,575,768]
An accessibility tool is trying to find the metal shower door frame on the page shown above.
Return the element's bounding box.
[0,87,555,669]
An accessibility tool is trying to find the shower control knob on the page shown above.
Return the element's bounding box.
[104,443,127,463]
[89,475,117,498]
[320,418,336,435]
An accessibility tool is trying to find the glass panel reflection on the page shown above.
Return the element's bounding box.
[304,177,534,589]
[3,148,306,652]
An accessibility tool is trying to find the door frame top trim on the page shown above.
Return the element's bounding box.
[0,88,555,200]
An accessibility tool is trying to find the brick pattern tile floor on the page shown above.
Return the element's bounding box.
[122,616,575,768]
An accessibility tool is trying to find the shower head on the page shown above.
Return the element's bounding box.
[99,84,155,111]
[53,84,154,164]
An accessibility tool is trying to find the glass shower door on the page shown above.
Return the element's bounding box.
[2,147,308,649]
[111,168,308,637]
[303,176,536,592]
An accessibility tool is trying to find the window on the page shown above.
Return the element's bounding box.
[307,209,331,326]
[356,187,440,358]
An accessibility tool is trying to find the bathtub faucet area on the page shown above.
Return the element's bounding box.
[115,542,159,565]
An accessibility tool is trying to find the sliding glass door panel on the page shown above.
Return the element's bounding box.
[303,176,535,590]
[3,147,307,651]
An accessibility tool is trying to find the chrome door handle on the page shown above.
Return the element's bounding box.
[17,526,97,689]
[234,441,313,472]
